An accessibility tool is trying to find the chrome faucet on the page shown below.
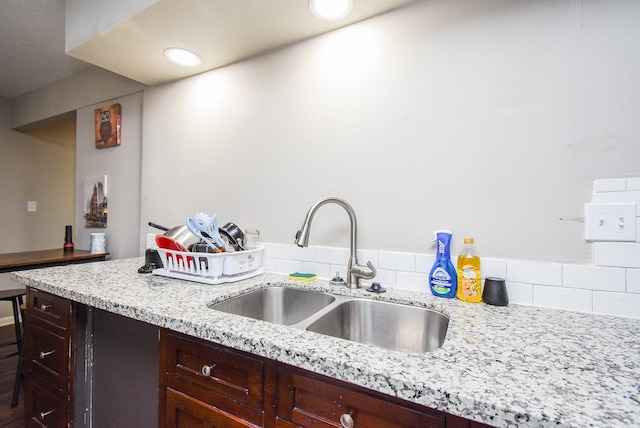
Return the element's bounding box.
[294,197,376,289]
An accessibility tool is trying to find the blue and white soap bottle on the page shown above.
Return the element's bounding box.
[429,230,457,298]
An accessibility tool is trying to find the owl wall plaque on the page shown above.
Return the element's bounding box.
[95,103,121,149]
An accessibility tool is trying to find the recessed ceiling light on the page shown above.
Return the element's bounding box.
[164,48,201,67]
[309,0,353,20]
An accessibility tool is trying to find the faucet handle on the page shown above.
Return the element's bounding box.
[352,260,376,280]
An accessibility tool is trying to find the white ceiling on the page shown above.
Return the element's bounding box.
[1,0,415,100]
[0,0,91,99]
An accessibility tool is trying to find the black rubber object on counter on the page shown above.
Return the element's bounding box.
[366,282,386,293]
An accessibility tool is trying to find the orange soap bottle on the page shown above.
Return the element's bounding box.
[456,237,482,303]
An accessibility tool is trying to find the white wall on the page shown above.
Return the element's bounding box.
[0,98,76,323]
[75,92,144,259]
[141,0,640,264]
[0,99,76,253]
[12,67,146,130]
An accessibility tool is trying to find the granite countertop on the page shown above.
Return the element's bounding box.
[12,258,640,427]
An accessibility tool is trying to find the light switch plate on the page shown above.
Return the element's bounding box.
[27,200,37,212]
[584,203,636,241]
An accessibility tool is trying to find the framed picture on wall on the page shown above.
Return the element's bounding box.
[95,103,121,149]
[84,175,108,228]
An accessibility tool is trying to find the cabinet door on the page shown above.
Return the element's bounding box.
[24,324,67,389]
[165,387,260,428]
[277,367,444,428]
[162,330,265,409]
[24,375,67,428]
[28,289,71,332]
[160,330,270,427]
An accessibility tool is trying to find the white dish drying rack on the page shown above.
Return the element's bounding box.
[152,247,263,285]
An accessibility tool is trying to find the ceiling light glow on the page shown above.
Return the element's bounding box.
[164,48,201,67]
[309,0,353,20]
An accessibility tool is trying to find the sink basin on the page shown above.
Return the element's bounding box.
[305,299,449,353]
[210,286,449,353]
[209,287,336,325]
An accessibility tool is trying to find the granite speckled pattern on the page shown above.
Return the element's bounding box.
[12,258,640,427]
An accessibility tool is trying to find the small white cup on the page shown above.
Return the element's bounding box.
[90,233,107,254]
[244,228,260,250]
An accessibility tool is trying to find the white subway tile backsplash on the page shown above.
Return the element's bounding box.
[533,285,592,312]
[628,178,640,191]
[594,242,640,268]
[594,190,640,206]
[263,243,290,259]
[357,249,379,268]
[628,269,640,293]
[562,264,626,292]
[506,282,533,305]
[301,261,333,280]
[290,245,316,262]
[483,257,507,280]
[373,269,396,288]
[262,257,278,273]
[276,259,302,274]
[379,250,415,272]
[507,260,563,286]
[593,291,640,318]
[316,246,347,265]
[416,253,435,274]
[396,271,429,292]
[594,178,626,192]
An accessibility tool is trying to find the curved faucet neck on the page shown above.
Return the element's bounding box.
[303,197,357,256]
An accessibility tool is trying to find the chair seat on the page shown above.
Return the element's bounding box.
[0,288,26,300]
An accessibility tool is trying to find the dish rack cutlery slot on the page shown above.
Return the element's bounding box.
[153,247,263,284]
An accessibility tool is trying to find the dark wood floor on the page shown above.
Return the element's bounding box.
[0,323,24,428]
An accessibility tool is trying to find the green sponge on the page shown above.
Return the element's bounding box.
[289,272,317,281]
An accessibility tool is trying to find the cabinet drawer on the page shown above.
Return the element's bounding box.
[277,367,444,428]
[162,331,265,410]
[28,289,71,331]
[25,375,67,428]
[25,324,68,389]
[165,387,260,428]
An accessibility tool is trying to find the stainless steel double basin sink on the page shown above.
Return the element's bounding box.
[209,287,449,353]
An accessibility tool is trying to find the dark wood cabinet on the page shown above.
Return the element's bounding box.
[165,387,260,428]
[160,329,276,428]
[160,329,492,428]
[21,290,493,428]
[24,288,76,428]
[276,366,444,427]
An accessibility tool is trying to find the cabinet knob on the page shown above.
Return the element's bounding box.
[40,409,54,420]
[39,350,55,359]
[340,413,354,428]
[40,303,54,311]
[201,364,215,377]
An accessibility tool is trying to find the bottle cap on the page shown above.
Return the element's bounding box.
[464,237,474,244]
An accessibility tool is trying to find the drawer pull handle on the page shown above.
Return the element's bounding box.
[40,409,54,419]
[40,304,54,311]
[201,364,215,377]
[39,350,55,359]
[340,413,354,428]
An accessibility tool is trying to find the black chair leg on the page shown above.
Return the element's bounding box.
[11,296,24,408]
